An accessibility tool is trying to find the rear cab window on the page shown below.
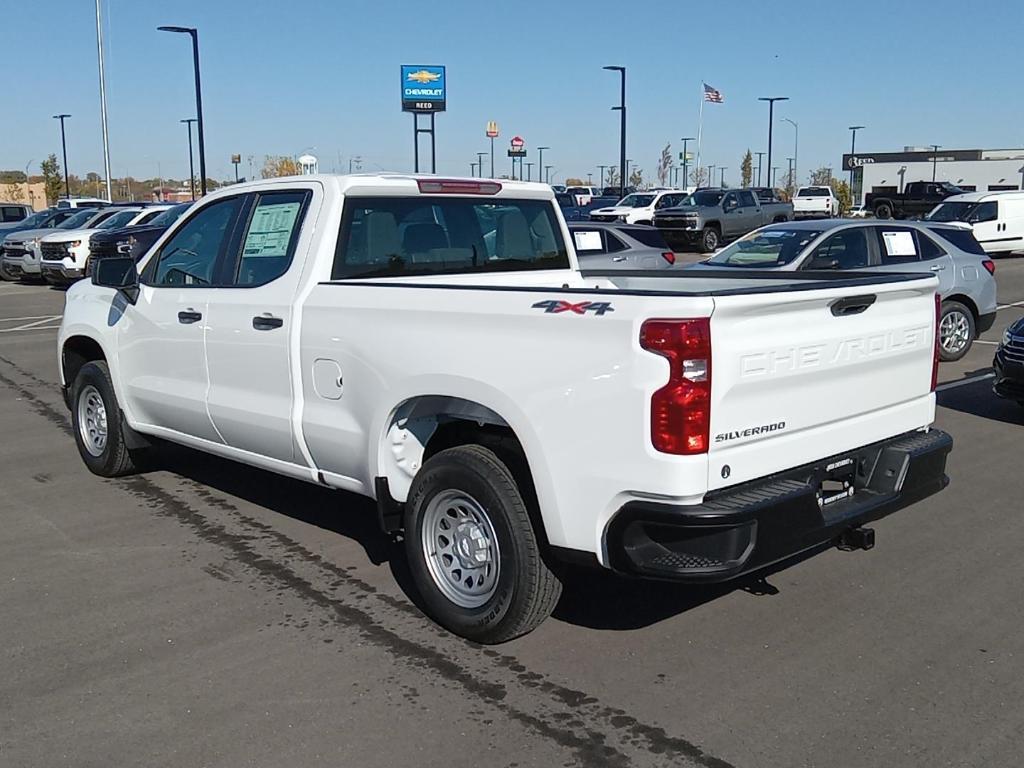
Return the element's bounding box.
[332,197,569,279]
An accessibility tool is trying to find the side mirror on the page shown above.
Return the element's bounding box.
[724,200,738,212]
[92,256,140,304]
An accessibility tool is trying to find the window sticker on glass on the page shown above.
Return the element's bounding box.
[243,202,300,258]
[573,230,603,251]
[881,230,916,256]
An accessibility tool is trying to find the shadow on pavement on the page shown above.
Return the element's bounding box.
[938,378,1024,426]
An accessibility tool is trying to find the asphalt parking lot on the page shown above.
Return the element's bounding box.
[2,265,1023,768]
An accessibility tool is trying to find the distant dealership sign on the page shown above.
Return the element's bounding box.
[508,136,526,158]
[843,148,984,170]
[401,65,446,113]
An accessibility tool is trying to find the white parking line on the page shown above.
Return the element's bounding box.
[972,339,999,346]
[0,314,63,323]
[936,372,995,392]
[996,299,1024,310]
[0,323,61,334]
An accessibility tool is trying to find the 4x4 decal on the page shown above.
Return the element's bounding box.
[532,299,615,316]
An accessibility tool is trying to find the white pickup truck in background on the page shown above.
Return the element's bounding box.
[793,185,840,218]
[59,174,952,643]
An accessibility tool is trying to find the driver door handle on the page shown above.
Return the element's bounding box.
[252,314,284,330]
[177,310,202,324]
[930,265,946,272]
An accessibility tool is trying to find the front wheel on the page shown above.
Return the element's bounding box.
[404,444,562,643]
[70,360,141,477]
[874,202,893,219]
[938,300,975,362]
[698,226,720,253]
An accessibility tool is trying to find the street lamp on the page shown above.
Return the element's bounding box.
[758,97,789,191]
[679,136,695,188]
[782,118,798,188]
[470,161,477,177]
[180,118,197,200]
[771,166,780,187]
[604,65,626,199]
[544,165,553,183]
[537,147,549,184]
[598,164,608,188]
[52,114,71,199]
[158,25,207,195]
[848,125,865,199]
[931,144,942,182]
[786,157,795,191]
[719,167,728,187]
[525,162,534,181]
[476,152,488,178]
[708,164,716,188]
[755,151,765,187]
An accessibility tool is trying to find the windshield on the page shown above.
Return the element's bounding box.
[57,210,100,229]
[680,191,724,207]
[97,210,140,229]
[19,210,51,227]
[617,194,655,208]
[798,188,830,197]
[926,202,976,222]
[706,227,823,267]
[148,204,190,227]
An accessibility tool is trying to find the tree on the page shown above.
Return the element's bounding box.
[629,167,644,189]
[606,166,620,187]
[740,150,753,187]
[656,143,673,187]
[261,155,299,178]
[809,166,834,186]
[41,154,62,205]
[564,177,585,186]
[833,179,852,214]
[689,166,708,187]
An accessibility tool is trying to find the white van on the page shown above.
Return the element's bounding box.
[927,190,1024,255]
[56,197,110,210]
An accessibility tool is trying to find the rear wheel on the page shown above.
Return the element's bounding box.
[698,226,720,253]
[938,300,975,362]
[403,444,562,643]
[70,360,141,477]
[874,202,893,219]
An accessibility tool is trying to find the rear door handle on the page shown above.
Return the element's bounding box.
[177,310,202,324]
[930,265,946,272]
[830,294,876,316]
[252,314,284,330]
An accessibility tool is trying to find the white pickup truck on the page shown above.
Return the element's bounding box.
[59,174,952,643]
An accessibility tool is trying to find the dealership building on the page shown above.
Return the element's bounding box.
[843,147,1024,204]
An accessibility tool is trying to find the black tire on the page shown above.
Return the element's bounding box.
[70,360,140,477]
[937,300,975,362]
[874,202,893,219]
[403,444,562,643]
[698,226,720,253]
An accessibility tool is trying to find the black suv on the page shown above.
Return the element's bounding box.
[88,203,190,266]
[993,317,1024,404]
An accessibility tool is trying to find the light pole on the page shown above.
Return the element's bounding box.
[848,125,865,200]
[771,167,780,187]
[786,157,794,192]
[708,164,716,188]
[158,25,207,195]
[525,162,534,181]
[680,136,695,188]
[544,165,553,183]
[181,118,197,200]
[931,144,942,182]
[719,167,728,187]
[759,96,789,191]
[52,114,71,199]
[626,159,634,188]
[782,117,798,188]
[598,164,607,188]
[537,147,549,184]
[94,0,112,201]
[476,152,488,178]
[604,65,626,199]
[755,151,765,187]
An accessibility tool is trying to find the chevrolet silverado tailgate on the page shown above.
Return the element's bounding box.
[705,277,938,491]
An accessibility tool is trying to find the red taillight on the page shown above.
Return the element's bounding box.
[661,251,676,265]
[931,293,941,391]
[416,179,502,195]
[982,259,995,275]
[639,319,712,454]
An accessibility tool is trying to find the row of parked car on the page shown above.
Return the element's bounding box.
[1,200,190,284]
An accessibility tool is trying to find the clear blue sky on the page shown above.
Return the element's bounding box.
[6,0,1024,186]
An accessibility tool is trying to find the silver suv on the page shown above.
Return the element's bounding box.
[690,219,997,361]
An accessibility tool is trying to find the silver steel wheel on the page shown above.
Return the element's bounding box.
[420,489,500,609]
[77,384,108,458]
[940,309,971,355]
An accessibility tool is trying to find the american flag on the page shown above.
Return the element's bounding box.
[703,83,724,103]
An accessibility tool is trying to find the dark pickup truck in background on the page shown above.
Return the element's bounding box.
[865,181,963,220]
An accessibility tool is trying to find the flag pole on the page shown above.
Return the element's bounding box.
[695,82,705,187]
